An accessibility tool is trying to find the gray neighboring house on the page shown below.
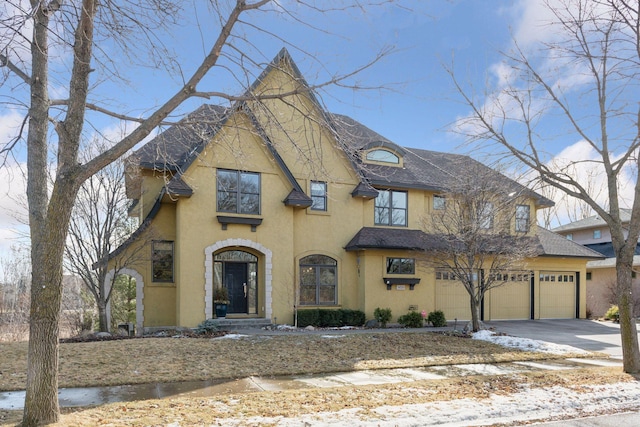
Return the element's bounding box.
[553,209,640,317]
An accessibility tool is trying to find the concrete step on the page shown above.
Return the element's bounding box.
[211,318,272,330]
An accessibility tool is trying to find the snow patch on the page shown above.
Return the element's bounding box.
[472,330,590,355]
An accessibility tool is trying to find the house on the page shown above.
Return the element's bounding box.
[109,48,602,333]
[553,210,640,317]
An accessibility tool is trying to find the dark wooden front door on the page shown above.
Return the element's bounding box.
[225,263,248,314]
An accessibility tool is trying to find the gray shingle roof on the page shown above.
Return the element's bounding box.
[552,209,632,232]
[345,226,604,260]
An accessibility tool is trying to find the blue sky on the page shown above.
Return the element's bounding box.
[0,0,628,262]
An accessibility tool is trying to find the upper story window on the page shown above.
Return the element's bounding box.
[386,258,415,274]
[375,190,407,226]
[217,169,260,215]
[593,229,601,239]
[366,149,400,164]
[433,195,446,210]
[479,202,494,229]
[310,181,327,211]
[566,234,573,241]
[152,240,174,283]
[515,204,530,232]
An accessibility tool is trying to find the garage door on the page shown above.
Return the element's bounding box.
[490,272,531,320]
[435,271,471,320]
[539,272,576,319]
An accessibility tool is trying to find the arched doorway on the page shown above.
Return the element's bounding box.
[214,250,258,315]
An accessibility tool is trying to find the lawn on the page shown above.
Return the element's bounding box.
[0,331,623,426]
[0,331,586,391]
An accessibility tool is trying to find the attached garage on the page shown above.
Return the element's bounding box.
[539,272,577,319]
[435,271,471,320]
[489,272,532,320]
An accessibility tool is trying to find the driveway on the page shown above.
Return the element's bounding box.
[484,319,637,359]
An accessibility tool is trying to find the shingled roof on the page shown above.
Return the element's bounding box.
[345,226,604,259]
[552,209,632,233]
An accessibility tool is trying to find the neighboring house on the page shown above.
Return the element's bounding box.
[108,48,602,333]
[553,209,640,317]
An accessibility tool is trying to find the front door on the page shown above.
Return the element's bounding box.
[225,263,248,314]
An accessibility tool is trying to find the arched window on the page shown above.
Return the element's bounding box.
[299,255,337,305]
[366,149,399,164]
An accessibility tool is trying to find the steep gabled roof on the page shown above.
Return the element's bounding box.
[536,227,605,259]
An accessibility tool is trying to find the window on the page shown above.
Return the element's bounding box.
[433,195,446,210]
[479,202,494,229]
[152,241,174,282]
[593,229,601,239]
[310,181,327,211]
[366,149,399,164]
[217,169,260,215]
[586,272,592,280]
[375,190,407,226]
[515,204,530,232]
[566,234,573,241]
[386,258,415,274]
[299,255,337,305]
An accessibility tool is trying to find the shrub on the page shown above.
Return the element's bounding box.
[427,310,447,327]
[340,309,366,326]
[398,310,423,328]
[195,318,219,335]
[605,305,619,321]
[373,307,392,328]
[319,310,342,327]
[297,309,320,327]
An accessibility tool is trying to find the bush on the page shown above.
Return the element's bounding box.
[427,310,447,327]
[318,310,342,327]
[194,318,219,335]
[605,305,619,321]
[340,309,366,326]
[297,309,320,327]
[398,310,423,328]
[374,307,392,328]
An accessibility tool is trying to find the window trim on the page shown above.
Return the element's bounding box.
[374,189,408,227]
[310,181,327,211]
[216,169,261,215]
[152,240,174,283]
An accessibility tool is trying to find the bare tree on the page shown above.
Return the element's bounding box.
[0,0,404,423]
[423,161,538,332]
[64,152,141,333]
[0,245,31,341]
[449,0,640,372]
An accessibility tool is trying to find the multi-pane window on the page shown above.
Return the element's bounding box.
[310,181,327,211]
[374,190,407,226]
[152,241,174,282]
[479,202,494,229]
[299,255,337,305]
[433,195,446,210]
[515,204,530,232]
[386,258,415,274]
[593,230,601,239]
[217,169,260,215]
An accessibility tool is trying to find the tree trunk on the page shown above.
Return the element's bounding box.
[616,261,640,373]
[97,301,109,333]
[469,295,482,332]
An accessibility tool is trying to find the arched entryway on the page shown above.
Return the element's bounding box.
[104,268,145,336]
[204,239,272,320]
[214,250,258,315]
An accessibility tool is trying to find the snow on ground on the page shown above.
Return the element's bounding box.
[206,381,640,426]
[472,330,591,355]
[218,334,249,340]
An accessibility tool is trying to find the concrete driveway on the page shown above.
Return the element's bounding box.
[484,319,638,359]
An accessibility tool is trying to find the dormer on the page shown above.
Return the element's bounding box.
[361,142,406,168]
